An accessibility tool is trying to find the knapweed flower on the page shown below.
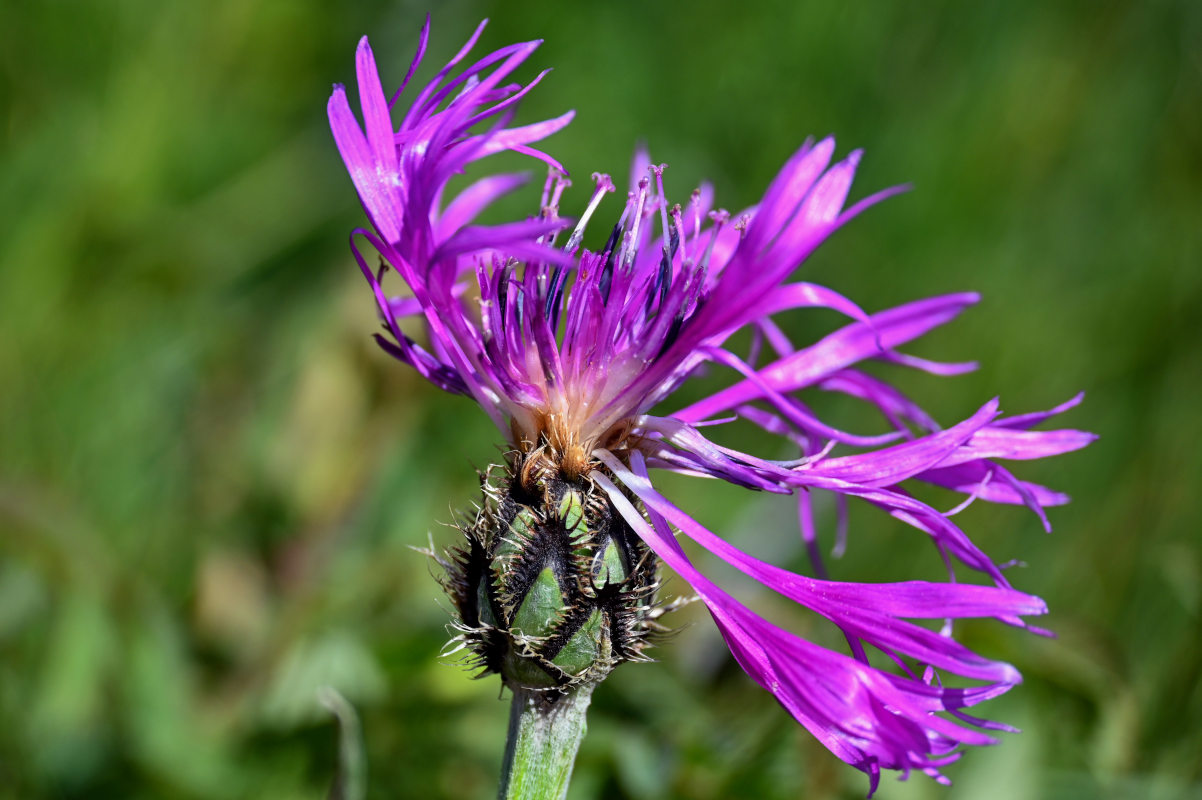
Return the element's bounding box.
[328,18,1094,794]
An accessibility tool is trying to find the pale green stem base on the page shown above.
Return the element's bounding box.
[498,684,595,800]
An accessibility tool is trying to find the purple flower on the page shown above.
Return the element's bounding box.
[329,19,1094,794]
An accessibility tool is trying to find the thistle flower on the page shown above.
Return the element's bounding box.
[328,18,1094,795]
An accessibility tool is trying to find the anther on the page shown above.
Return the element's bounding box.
[564,173,615,253]
[621,177,650,270]
[670,204,689,265]
[598,221,622,303]
[699,209,729,273]
[652,164,674,287]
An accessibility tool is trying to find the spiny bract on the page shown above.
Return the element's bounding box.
[444,458,659,691]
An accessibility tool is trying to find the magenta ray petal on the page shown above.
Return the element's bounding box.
[329,83,404,244]
[757,281,878,326]
[921,462,1070,508]
[818,368,941,433]
[996,392,1086,429]
[356,37,400,191]
[879,350,979,376]
[432,218,574,264]
[435,172,532,239]
[675,293,981,423]
[937,425,1099,467]
[741,136,835,255]
[804,398,1000,486]
[698,345,907,447]
[385,14,429,109]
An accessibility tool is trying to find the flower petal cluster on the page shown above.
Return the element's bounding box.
[329,19,1094,793]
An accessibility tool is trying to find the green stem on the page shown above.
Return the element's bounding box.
[498,684,594,800]
[319,687,366,800]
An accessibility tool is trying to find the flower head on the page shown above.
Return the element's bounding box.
[329,18,1094,793]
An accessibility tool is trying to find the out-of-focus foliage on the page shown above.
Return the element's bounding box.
[1,1,1199,798]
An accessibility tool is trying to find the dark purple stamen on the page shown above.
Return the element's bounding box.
[598,222,621,303]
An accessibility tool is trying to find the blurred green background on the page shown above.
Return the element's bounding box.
[2,0,1199,798]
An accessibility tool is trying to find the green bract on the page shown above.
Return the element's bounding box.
[444,461,659,691]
